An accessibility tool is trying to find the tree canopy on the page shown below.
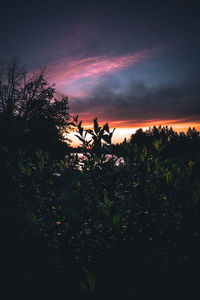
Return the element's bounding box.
[0,59,70,158]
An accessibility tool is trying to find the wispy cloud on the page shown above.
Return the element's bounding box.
[46,48,159,97]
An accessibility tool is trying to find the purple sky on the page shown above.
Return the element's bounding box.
[1,0,200,143]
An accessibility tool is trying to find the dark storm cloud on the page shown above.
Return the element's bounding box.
[70,79,200,124]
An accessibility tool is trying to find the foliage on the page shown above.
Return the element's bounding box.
[126,125,200,159]
[0,58,70,159]
[3,119,200,299]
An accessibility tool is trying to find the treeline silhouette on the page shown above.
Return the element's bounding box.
[1,60,200,300]
[112,125,200,160]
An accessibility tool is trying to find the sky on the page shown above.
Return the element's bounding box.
[1,0,200,145]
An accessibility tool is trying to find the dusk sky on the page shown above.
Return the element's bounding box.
[1,0,200,144]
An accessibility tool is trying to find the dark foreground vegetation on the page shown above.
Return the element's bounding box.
[1,60,200,299]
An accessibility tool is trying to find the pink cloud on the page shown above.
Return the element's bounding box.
[46,47,160,97]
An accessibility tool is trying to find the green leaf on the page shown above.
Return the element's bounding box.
[79,280,88,290]
[112,214,121,226]
[192,190,200,204]
[188,160,195,168]
[153,139,162,151]
[26,167,32,176]
[175,211,183,220]
[104,192,111,207]
[2,146,9,153]
[93,155,100,163]
[158,145,166,154]
[77,181,81,187]
[140,152,145,162]
[20,165,26,175]
[86,272,95,292]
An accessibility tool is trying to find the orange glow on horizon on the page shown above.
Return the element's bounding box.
[68,120,200,147]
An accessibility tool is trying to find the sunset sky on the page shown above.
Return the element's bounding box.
[1,0,200,145]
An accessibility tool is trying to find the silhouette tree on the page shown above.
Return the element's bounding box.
[0,58,70,158]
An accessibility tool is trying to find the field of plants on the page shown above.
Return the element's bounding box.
[1,118,200,299]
